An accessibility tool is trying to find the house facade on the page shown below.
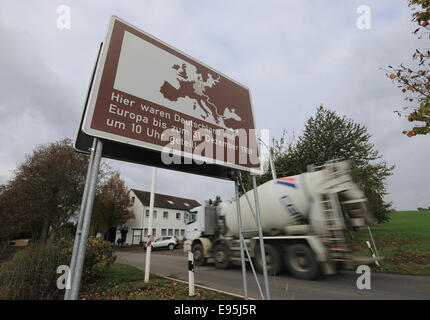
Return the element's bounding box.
[115,189,200,245]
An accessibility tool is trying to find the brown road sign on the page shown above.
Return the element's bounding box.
[81,16,261,175]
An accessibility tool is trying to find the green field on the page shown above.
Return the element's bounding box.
[355,210,430,276]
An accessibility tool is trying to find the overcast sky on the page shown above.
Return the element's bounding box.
[0,0,428,210]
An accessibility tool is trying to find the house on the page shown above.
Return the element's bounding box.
[115,189,200,245]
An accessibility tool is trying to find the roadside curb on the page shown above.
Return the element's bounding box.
[159,275,256,300]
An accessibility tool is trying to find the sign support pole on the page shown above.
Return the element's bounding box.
[65,138,97,300]
[235,173,248,300]
[70,138,104,300]
[258,138,276,180]
[252,175,270,300]
[144,167,157,283]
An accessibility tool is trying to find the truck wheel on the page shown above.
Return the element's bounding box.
[285,244,320,280]
[255,244,282,276]
[214,243,231,269]
[192,243,207,266]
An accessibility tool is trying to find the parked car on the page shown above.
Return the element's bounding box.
[151,236,179,250]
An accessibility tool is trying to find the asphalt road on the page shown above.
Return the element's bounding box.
[115,248,430,300]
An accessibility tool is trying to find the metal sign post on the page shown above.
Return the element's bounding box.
[258,138,277,180]
[69,138,104,300]
[234,175,248,300]
[64,139,97,300]
[234,172,271,300]
[252,175,270,300]
[144,167,157,283]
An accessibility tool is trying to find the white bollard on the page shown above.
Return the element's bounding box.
[188,251,195,297]
[144,167,157,283]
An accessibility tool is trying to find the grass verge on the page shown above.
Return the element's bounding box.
[354,210,430,276]
[79,263,235,300]
[0,246,24,265]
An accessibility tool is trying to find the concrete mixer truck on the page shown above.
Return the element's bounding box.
[184,161,377,280]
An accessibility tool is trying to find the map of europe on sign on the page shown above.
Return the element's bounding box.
[81,16,260,173]
[115,31,243,129]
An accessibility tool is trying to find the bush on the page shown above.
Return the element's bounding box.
[0,244,68,299]
[0,238,116,300]
[76,238,116,283]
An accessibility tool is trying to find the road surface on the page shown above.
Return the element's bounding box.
[116,248,430,300]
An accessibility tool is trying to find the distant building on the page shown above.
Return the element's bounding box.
[115,189,200,245]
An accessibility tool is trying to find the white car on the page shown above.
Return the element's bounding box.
[151,236,179,250]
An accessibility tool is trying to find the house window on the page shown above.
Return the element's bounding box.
[163,211,169,219]
[144,228,148,236]
[184,213,188,223]
[167,200,174,205]
[168,229,173,236]
[152,229,156,237]
[161,229,167,236]
[176,212,181,220]
[131,197,135,205]
[184,202,190,207]
[146,210,157,218]
[174,229,179,236]
[181,229,185,236]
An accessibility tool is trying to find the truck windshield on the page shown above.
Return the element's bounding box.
[187,211,197,224]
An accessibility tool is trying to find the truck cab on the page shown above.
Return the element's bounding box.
[185,208,202,241]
